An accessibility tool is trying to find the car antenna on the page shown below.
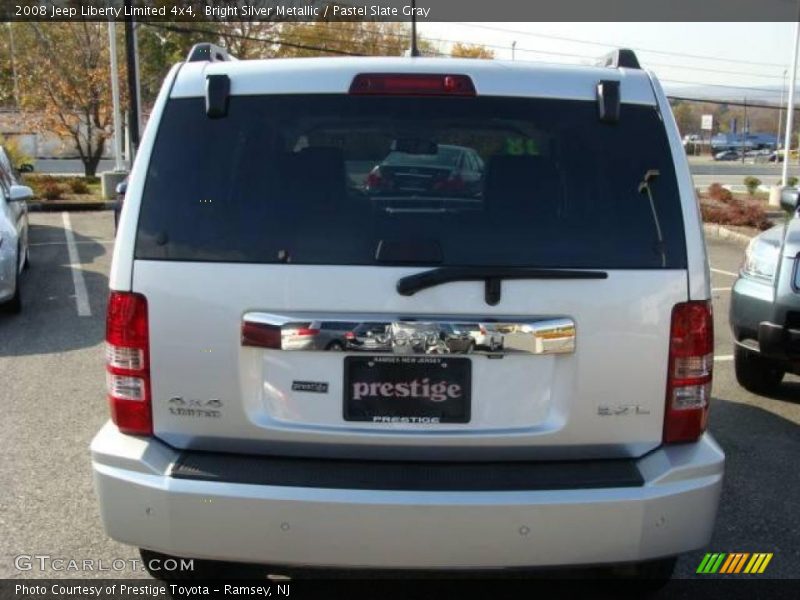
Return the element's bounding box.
[410,0,420,57]
[638,169,666,268]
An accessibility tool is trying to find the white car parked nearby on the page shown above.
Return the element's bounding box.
[455,322,504,351]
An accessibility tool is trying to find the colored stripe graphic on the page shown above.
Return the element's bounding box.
[722,553,748,573]
[745,553,774,574]
[758,554,773,573]
[698,552,773,574]
[697,553,727,573]
[719,554,736,574]
[710,553,726,573]
[744,554,760,573]
[733,553,750,573]
[696,553,713,573]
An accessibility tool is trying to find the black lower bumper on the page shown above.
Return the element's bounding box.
[758,321,800,359]
[171,451,644,491]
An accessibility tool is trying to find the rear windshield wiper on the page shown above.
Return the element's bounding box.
[638,169,667,268]
[397,266,608,306]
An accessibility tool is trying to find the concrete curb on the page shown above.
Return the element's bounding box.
[27,201,114,212]
[703,223,756,245]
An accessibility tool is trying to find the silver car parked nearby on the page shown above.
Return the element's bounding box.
[0,147,32,314]
[281,320,360,351]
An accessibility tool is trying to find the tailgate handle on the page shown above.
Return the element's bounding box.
[242,313,575,356]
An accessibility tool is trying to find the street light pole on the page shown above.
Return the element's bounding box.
[782,19,800,187]
[108,21,124,172]
[778,69,787,151]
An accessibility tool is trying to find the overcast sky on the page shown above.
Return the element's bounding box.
[420,22,796,100]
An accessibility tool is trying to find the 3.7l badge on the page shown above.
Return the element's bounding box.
[597,404,651,416]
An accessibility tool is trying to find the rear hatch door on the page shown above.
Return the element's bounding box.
[132,80,688,461]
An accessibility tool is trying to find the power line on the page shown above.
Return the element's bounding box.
[455,22,789,69]
[328,22,785,79]
[142,22,366,57]
[666,96,785,110]
[141,23,790,98]
[152,21,792,88]
[647,62,787,81]
[660,78,782,95]
[144,21,456,59]
[319,24,791,85]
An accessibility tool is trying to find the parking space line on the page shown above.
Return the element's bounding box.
[715,355,734,362]
[712,287,731,292]
[30,240,114,247]
[62,212,92,317]
[711,267,739,278]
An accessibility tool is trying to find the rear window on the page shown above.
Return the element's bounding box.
[383,147,461,167]
[136,94,686,269]
[321,321,358,330]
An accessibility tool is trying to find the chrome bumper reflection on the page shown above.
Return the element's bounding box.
[242,313,575,356]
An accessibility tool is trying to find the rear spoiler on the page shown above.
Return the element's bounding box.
[187,43,237,63]
[597,49,641,70]
[595,48,642,124]
[185,42,235,118]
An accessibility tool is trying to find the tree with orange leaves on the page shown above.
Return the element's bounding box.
[451,43,495,59]
[15,22,123,177]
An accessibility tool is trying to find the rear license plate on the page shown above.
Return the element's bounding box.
[344,355,471,424]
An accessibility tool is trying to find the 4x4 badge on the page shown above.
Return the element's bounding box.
[168,397,223,418]
[169,397,222,408]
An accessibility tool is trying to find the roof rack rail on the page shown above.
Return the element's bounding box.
[187,43,237,63]
[597,49,641,70]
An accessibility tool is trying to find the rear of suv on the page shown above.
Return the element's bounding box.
[92,45,723,581]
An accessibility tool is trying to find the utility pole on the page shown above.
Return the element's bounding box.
[133,22,142,134]
[782,19,800,187]
[741,97,747,164]
[108,22,124,172]
[511,41,516,61]
[410,0,420,57]
[124,0,141,158]
[7,23,20,108]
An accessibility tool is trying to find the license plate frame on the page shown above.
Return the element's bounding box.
[344,355,471,424]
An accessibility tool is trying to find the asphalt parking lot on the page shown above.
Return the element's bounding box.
[0,211,798,583]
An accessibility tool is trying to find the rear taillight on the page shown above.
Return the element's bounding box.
[433,172,465,192]
[106,292,151,436]
[345,331,355,340]
[295,327,320,336]
[664,301,713,444]
[365,169,386,189]
[349,74,476,96]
